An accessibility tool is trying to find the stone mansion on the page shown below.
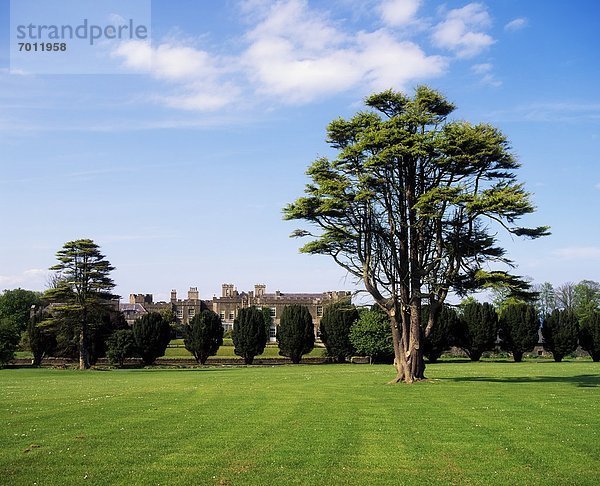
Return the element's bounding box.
[120,284,352,340]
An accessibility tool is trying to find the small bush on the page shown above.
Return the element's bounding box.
[233,307,268,365]
[320,302,358,363]
[542,309,579,362]
[106,329,136,367]
[277,305,314,364]
[349,308,393,364]
[133,313,172,365]
[456,301,498,361]
[184,310,224,364]
[498,303,539,362]
[0,318,20,366]
[579,311,600,361]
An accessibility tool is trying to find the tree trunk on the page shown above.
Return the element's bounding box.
[513,351,523,362]
[32,353,43,367]
[79,326,90,370]
[387,312,426,384]
[388,312,407,383]
[245,356,254,365]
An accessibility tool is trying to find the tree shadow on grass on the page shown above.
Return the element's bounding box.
[446,374,599,388]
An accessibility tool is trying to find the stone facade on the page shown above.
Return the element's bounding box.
[122,284,352,341]
[121,287,208,326]
[211,284,351,341]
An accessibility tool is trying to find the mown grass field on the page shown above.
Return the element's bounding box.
[164,339,327,359]
[1,361,598,485]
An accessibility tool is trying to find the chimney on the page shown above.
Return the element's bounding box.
[170,289,177,303]
[222,284,235,297]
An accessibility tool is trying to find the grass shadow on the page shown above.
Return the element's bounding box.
[447,374,599,388]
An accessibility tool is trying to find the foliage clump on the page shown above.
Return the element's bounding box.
[233,307,268,364]
[320,302,358,362]
[184,310,224,364]
[542,309,579,362]
[455,301,498,361]
[0,289,41,333]
[498,303,540,362]
[421,305,459,363]
[133,312,172,365]
[579,311,600,361]
[350,307,393,364]
[0,318,20,366]
[106,329,136,367]
[277,305,314,364]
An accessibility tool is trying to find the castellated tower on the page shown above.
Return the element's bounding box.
[188,287,199,301]
[254,284,266,297]
[222,284,235,297]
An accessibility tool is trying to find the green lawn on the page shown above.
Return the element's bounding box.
[1,362,598,485]
[164,341,326,359]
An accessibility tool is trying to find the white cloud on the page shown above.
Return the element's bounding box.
[553,247,600,261]
[379,0,422,27]
[243,0,446,103]
[0,269,47,290]
[113,40,220,81]
[111,0,505,110]
[112,40,152,71]
[471,63,501,87]
[471,62,492,74]
[160,83,242,111]
[488,102,600,123]
[505,17,528,32]
[112,40,238,111]
[432,3,494,58]
[357,30,446,91]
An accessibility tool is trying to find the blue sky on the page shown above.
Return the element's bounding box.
[0,0,598,302]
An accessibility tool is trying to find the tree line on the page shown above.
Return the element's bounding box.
[319,294,600,364]
[1,238,599,368]
[0,239,320,367]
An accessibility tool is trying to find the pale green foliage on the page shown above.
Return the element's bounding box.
[349,308,393,363]
[0,289,42,333]
[573,280,600,320]
[533,282,556,319]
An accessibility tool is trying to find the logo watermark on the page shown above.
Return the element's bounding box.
[10,0,151,74]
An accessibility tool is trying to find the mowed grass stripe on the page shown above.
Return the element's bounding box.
[1,362,599,485]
